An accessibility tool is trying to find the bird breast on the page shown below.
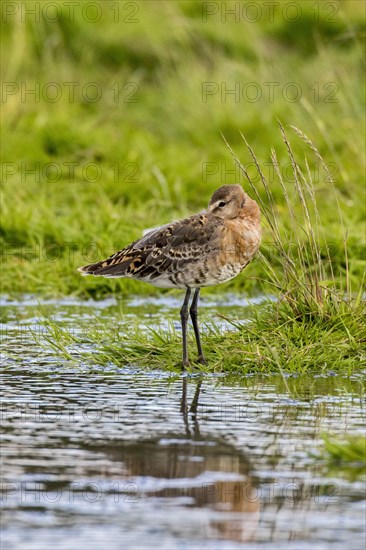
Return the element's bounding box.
[223,218,261,266]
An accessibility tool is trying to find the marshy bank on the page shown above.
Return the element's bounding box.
[23,127,364,377]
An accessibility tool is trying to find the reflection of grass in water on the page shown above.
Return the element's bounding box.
[320,435,366,480]
[1,0,365,296]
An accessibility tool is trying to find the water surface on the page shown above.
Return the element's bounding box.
[1,296,365,549]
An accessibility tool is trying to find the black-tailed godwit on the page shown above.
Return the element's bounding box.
[78,184,261,367]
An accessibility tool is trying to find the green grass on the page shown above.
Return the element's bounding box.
[35,120,365,374]
[38,293,365,374]
[1,0,365,297]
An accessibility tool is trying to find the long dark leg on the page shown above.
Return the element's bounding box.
[190,289,206,364]
[180,288,191,368]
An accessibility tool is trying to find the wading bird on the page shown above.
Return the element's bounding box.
[78,184,261,367]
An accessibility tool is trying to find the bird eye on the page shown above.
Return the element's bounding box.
[218,201,226,208]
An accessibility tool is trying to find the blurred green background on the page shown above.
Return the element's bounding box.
[1,0,365,296]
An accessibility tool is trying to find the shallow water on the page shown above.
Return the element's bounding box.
[1,296,365,550]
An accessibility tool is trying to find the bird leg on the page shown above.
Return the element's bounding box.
[180,288,191,368]
[190,289,206,365]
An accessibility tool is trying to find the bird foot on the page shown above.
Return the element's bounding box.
[196,355,207,366]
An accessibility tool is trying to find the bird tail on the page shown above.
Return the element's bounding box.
[77,251,135,278]
[77,261,104,276]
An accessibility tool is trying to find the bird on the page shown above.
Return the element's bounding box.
[78,184,261,368]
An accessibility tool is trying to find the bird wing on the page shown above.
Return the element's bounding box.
[78,212,222,279]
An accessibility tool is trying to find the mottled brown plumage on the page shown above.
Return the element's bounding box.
[78,184,261,367]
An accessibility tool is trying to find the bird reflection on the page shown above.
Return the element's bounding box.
[180,376,202,438]
[96,377,259,543]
